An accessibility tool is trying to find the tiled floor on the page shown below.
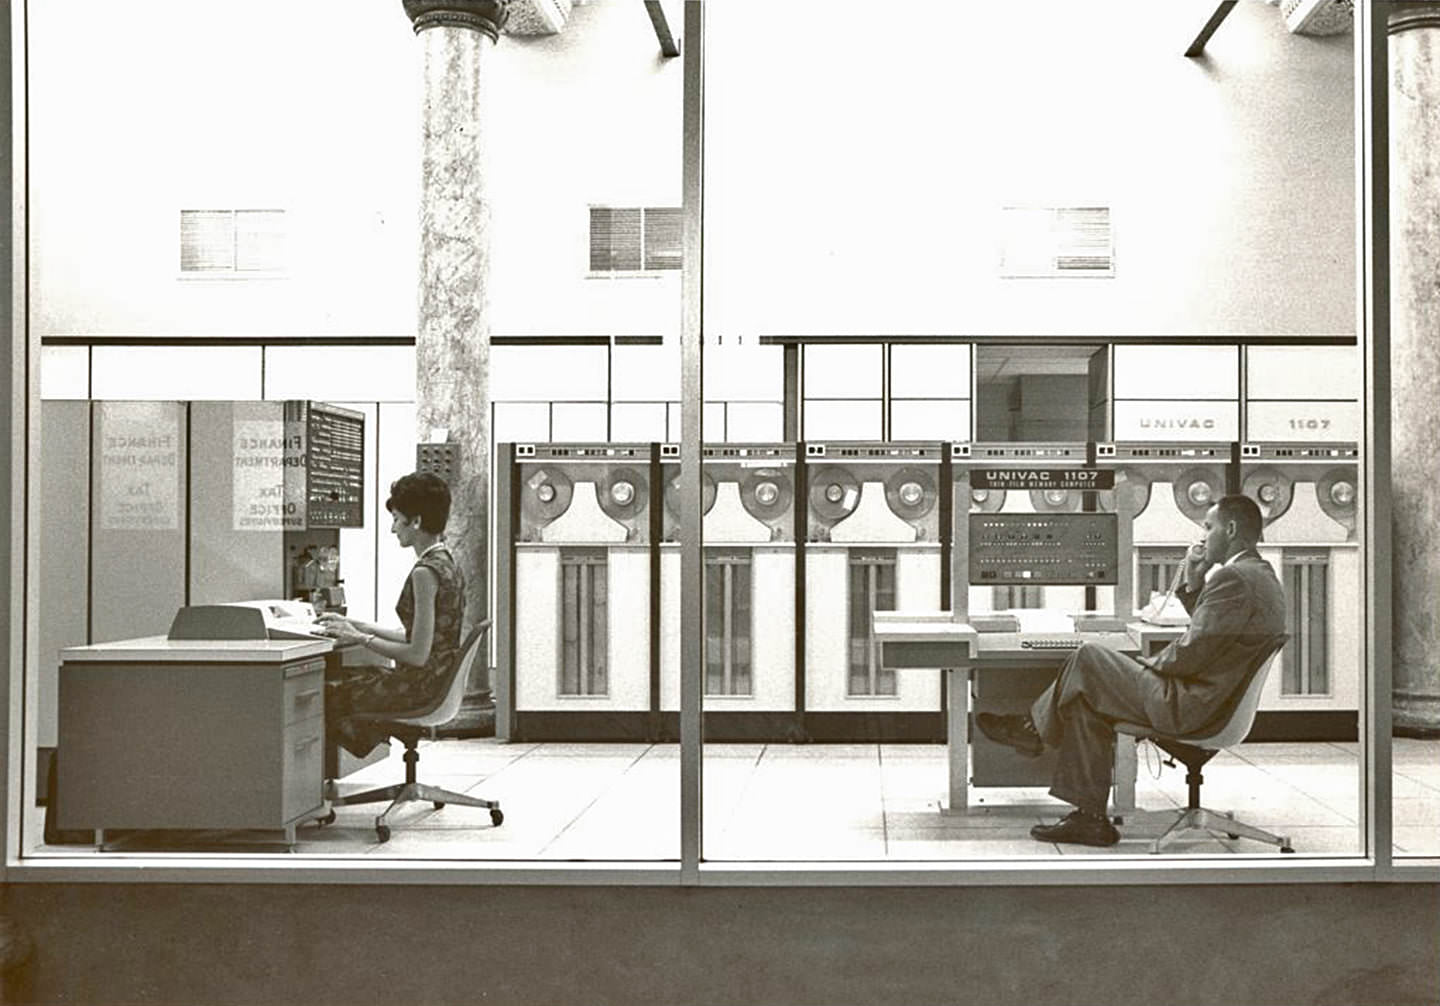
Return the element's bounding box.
[35,738,1440,861]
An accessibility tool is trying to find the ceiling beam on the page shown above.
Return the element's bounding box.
[1185,0,1239,57]
[645,0,681,58]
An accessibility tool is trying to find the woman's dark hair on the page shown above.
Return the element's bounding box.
[386,472,451,533]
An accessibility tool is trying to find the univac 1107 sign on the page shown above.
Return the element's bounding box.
[970,469,1115,491]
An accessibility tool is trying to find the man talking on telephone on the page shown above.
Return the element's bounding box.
[977,493,1286,847]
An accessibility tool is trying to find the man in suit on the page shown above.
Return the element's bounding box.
[977,493,1287,847]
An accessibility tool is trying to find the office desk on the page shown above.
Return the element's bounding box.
[57,635,334,848]
[874,613,1148,814]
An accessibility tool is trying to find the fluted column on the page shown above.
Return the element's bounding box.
[1389,4,1440,734]
[402,0,506,658]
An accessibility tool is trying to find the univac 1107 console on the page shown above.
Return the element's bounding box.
[968,513,1118,586]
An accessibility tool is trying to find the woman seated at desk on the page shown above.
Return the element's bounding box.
[318,471,465,758]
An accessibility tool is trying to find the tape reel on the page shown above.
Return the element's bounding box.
[809,465,861,525]
[740,467,793,525]
[1173,468,1225,525]
[520,466,574,528]
[884,467,937,522]
[597,466,649,524]
[1241,466,1294,525]
[1100,467,1152,516]
[967,486,1006,512]
[1029,488,1081,513]
[663,468,717,519]
[1315,466,1357,537]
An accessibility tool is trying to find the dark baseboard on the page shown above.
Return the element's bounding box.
[509,709,1359,744]
[1248,710,1357,742]
[510,711,947,744]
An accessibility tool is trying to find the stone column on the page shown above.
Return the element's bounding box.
[402,0,507,663]
[1389,5,1440,734]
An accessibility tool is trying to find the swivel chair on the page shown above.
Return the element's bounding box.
[322,619,502,843]
[1116,634,1292,854]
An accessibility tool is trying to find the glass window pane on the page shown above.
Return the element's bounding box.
[703,344,784,401]
[804,344,882,398]
[263,345,415,403]
[723,403,782,442]
[39,346,89,400]
[492,345,609,402]
[890,400,970,442]
[611,343,681,402]
[1112,345,1238,399]
[610,403,668,442]
[890,344,972,398]
[494,402,550,443]
[1247,345,1360,401]
[551,403,609,441]
[803,400,881,441]
[91,346,263,401]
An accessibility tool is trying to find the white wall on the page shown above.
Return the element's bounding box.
[28,0,682,342]
[704,0,1355,339]
[29,0,1353,347]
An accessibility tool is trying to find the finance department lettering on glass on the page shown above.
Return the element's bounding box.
[100,403,180,530]
[233,419,307,531]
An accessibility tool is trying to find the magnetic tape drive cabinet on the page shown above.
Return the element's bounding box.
[1240,442,1359,721]
[497,443,657,740]
[803,442,948,718]
[658,443,798,716]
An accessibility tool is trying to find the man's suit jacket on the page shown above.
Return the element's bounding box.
[1144,550,1287,736]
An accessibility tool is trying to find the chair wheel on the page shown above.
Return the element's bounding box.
[433,801,445,810]
[491,808,504,827]
[1227,833,1239,840]
[376,823,391,843]
[318,809,336,827]
[1281,845,1294,854]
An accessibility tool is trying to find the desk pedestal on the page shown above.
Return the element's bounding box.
[57,651,328,848]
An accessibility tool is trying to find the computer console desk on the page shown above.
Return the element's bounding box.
[874,613,1184,815]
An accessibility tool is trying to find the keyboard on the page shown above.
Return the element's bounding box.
[1020,634,1088,650]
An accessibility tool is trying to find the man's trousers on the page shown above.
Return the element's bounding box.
[1029,642,1173,817]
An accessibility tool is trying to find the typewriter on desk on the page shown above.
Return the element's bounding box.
[166,600,329,641]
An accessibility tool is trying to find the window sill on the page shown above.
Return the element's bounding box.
[7,853,1435,887]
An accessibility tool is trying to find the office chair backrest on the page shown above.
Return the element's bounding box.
[410,618,491,728]
[1194,633,1289,749]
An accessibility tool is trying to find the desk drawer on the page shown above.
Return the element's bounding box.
[282,718,325,821]
[283,665,326,725]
